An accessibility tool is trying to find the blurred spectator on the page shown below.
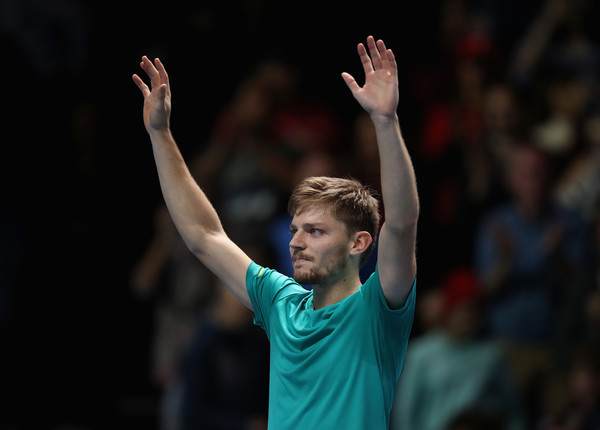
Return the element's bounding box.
[554,113,600,223]
[510,0,600,178]
[475,143,592,424]
[530,66,590,172]
[391,268,524,430]
[179,279,270,430]
[413,9,508,283]
[178,241,271,430]
[189,58,343,232]
[510,0,599,96]
[408,283,446,338]
[130,204,214,430]
[555,202,600,362]
[408,0,500,112]
[474,82,522,205]
[418,49,488,164]
[188,62,288,229]
[537,347,600,430]
[553,125,600,365]
[0,0,89,77]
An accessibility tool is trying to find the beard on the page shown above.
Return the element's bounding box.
[292,247,349,285]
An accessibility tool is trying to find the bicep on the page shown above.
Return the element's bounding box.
[193,232,253,310]
[376,222,417,309]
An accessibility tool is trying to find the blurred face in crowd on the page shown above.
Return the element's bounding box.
[484,84,518,133]
[506,146,550,215]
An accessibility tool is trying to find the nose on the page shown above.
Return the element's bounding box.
[289,231,305,251]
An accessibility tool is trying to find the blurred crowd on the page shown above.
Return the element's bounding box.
[1,0,600,429]
[391,1,600,429]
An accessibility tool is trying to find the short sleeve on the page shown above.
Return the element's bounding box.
[246,262,306,336]
[361,266,417,343]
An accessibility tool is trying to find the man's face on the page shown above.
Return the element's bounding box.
[289,206,353,285]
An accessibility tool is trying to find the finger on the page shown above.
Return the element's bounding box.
[357,43,374,75]
[366,35,382,70]
[154,58,169,87]
[377,39,390,68]
[140,56,160,86]
[341,72,360,94]
[132,74,150,97]
[386,48,398,74]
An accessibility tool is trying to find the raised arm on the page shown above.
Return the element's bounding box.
[132,56,253,309]
[342,36,419,308]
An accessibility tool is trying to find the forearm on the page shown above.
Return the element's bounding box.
[372,114,419,230]
[149,128,224,254]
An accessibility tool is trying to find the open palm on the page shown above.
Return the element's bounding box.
[342,36,399,118]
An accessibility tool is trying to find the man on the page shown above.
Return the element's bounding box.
[133,35,419,429]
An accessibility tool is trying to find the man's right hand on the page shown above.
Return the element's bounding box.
[132,56,172,134]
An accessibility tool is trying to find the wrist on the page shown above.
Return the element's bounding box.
[148,126,173,141]
[370,112,399,127]
[371,112,399,128]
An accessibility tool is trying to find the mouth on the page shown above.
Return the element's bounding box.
[292,254,312,265]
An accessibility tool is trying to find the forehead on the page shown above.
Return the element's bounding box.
[290,205,340,226]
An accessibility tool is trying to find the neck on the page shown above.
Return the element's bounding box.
[311,273,362,310]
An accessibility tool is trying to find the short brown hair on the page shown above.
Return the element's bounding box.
[287,176,381,266]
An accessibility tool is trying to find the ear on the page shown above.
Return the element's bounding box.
[349,231,373,257]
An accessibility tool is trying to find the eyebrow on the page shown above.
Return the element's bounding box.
[290,222,326,231]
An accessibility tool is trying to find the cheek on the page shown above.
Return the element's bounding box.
[310,233,352,261]
[322,242,350,265]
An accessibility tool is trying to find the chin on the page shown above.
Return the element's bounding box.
[293,268,321,285]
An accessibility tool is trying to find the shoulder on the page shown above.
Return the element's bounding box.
[247,261,301,287]
[246,262,308,303]
[246,262,309,331]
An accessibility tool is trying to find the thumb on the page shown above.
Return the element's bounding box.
[341,72,360,94]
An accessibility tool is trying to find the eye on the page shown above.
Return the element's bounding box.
[310,228,323,236]
[289,228,297,236]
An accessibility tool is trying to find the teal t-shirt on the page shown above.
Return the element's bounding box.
[246,262,416,430]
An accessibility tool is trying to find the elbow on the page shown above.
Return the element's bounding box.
[183,237,206,257]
